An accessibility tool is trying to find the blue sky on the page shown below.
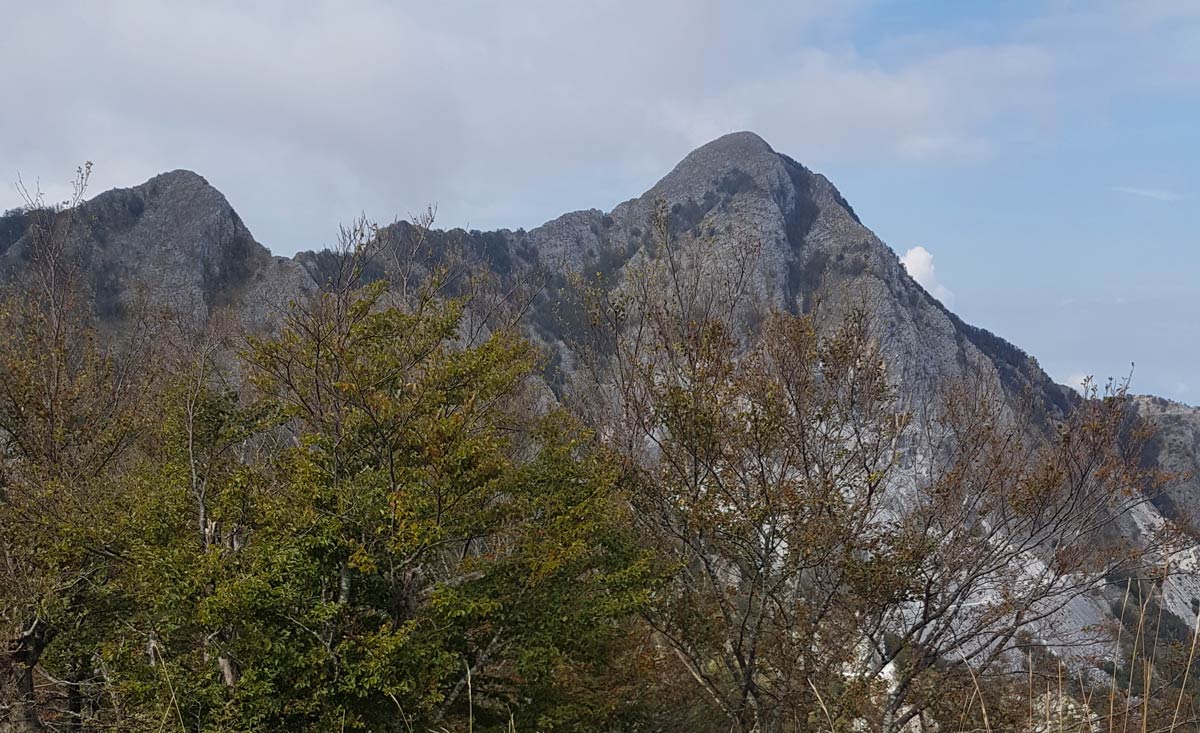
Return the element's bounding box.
[825,2,1200,402]
[1,1,1197,401]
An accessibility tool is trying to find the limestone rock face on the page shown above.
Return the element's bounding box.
[1,134,1068,420]
[495,131,1074,418]
[0,169,317,331]
[1132,396,1200,531]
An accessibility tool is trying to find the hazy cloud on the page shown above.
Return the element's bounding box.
[1,1,1198,255]
[0,2,1067,253]
[1112,186,1188,202]
[900,246,955,307]
[1064,373,1091,393]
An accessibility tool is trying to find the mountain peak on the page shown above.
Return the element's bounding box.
[688,130,774,158]
[127,168,230,210]
[640,132,789,212]
[0,165,307,324]
[144,168,210,188]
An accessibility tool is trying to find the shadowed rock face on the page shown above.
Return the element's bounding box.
[1132,396,1200,535]
[0,169,318,331]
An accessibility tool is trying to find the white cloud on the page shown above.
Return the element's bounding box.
[0,1,1066,253]
[1112,186,1188,202]
[1,1,1198,254]
[1064,373,1092,393]
[900,246,955,307]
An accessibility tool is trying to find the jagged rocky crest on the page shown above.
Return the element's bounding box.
[0,133,1067,412]
[1,169,315,331]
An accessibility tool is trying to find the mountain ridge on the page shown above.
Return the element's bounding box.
[0,132,1136,416]
[3,130,1195,531]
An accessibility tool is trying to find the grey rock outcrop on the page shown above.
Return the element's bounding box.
[1132,395,1200,534]
[0,169,317,331]
[475,131,1074,419]
[0,133,1068,421]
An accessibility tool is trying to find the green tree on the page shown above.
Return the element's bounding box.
[97,326,271,731]
[0,165,157,732]
[228,262,650,730]
[85,227,653,731]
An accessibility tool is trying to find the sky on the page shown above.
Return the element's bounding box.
[2,1,1198,402]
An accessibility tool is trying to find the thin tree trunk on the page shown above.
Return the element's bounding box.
[432,630,504,725]
[0,659,40,733]
[66,667,82,733]
[338,563,351,606]
[0,621,51,733]
[218,654,239,689]
[59,656,91,732]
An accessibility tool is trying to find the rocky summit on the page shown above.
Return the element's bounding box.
[2,133,1072,408]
